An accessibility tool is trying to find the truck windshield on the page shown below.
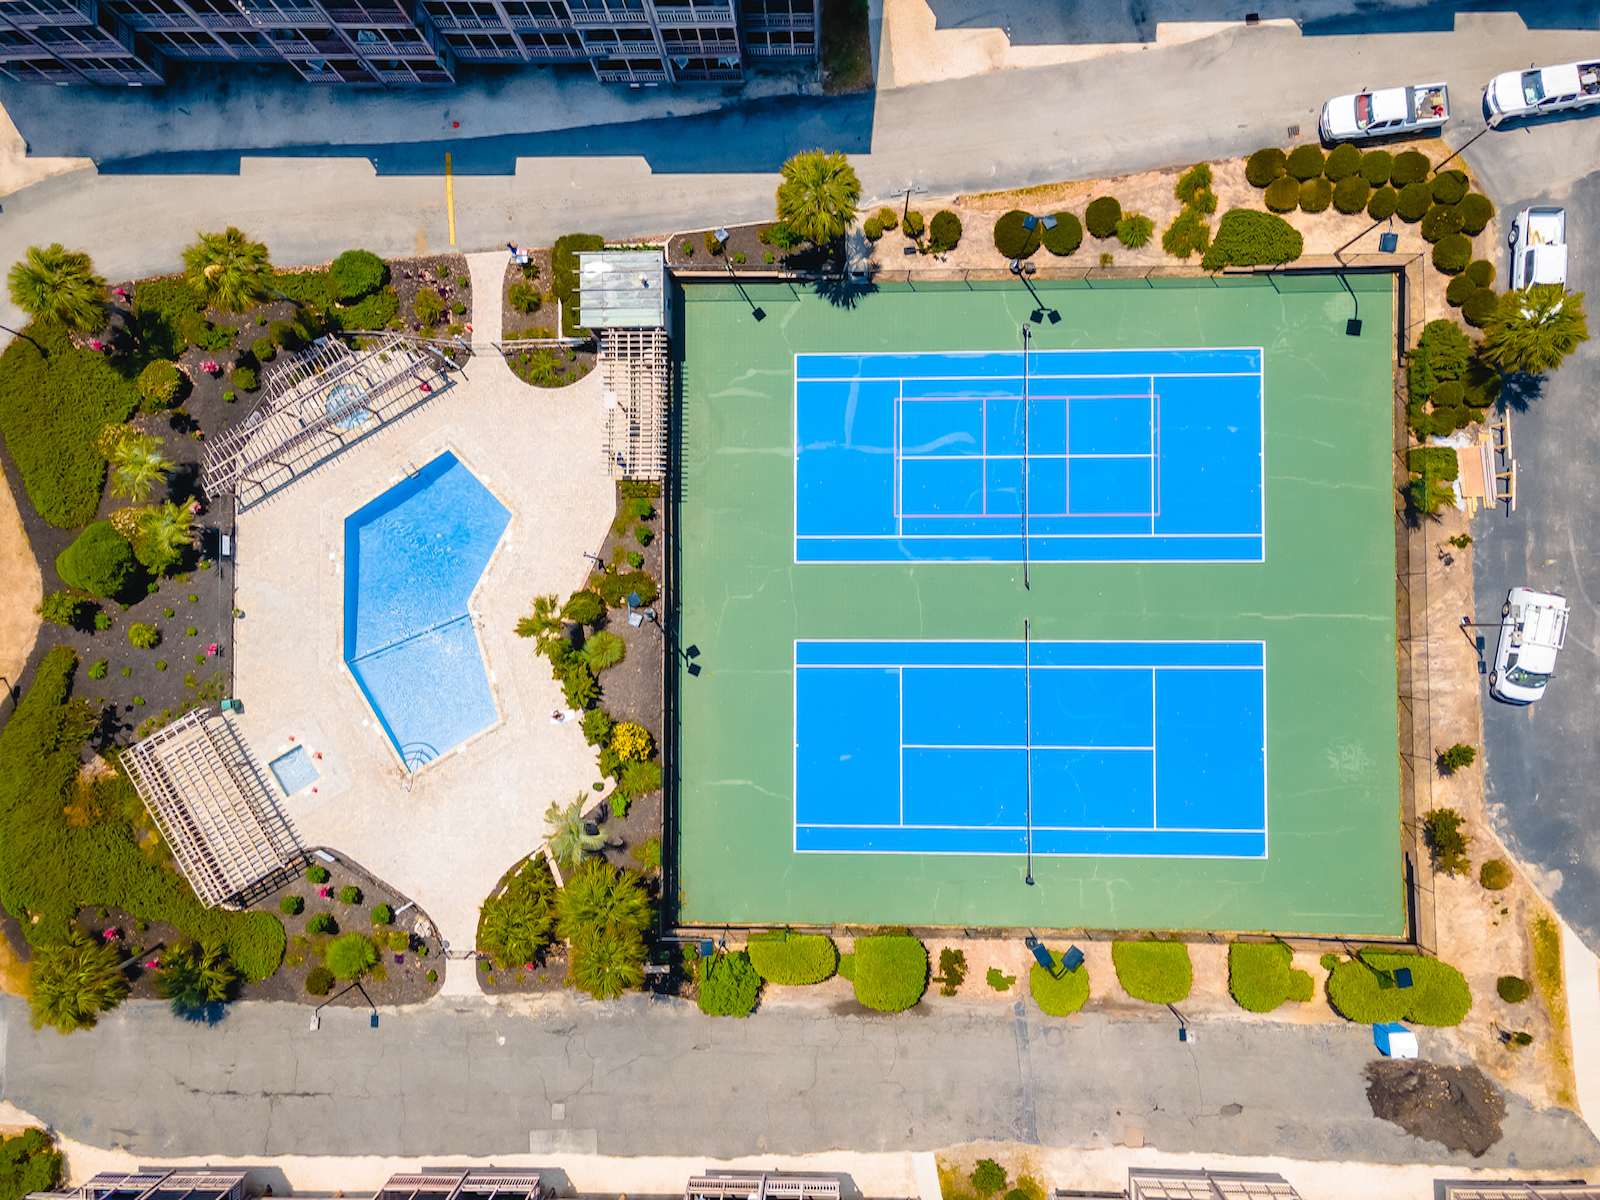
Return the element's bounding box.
[1522,70,1547,104]
[1507,665,1551,687]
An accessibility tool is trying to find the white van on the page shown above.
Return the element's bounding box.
[1490,587,1570,705]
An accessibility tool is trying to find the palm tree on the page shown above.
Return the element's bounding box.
[133,500,197,573]
[545,794,606,872]
[1480,285,1590,376]
[555,858,652,943]
[28,932,129,1034]
[154,940,238,1018]
[775,150,862,247]
[7,243,106,332]
[566,925,646,1000]
[108,432,173,503]
[182,227,273,313]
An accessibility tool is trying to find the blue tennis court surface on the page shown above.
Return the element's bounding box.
[794,347,1264,563]
[795,639,1266,858]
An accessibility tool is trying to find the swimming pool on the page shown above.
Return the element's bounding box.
[343,452,509,770]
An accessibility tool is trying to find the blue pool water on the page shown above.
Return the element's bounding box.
[269,745,320,795]
[343,452,510,770]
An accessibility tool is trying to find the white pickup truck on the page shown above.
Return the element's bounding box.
[1508,206,1567,289]
[1319,82,1449,142]
[1491,587,1570,705]
[1485,61,1600,125]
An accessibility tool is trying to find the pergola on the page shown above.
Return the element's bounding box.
[581,250,670,481]
[200,334,456,508]
[121,709,300,908]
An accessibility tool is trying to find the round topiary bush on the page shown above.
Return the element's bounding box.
[1264,176,1300,213]
[1030,952,1090,1016]
[1390,149,1431,185]
[1286,144,1326,181]
[1246,147,1288,188]
[1112,940,1192,1003]
[371,903,394,925]
[1465,258,1496,288]
[1458,193,1495,235]
[136,359,184,410]
[1430,169,1468,205]
[329,249,388,303]
[1480,858,1513,890]
[1420,204,1464,243]
[56,521,138,599]
[305,965,334,996]
[326,932,378,981]
[231,365,258,391]
[1332,176,1370,215]
[1396,182,1432,222]
[1360,149,1394,187]
[1115,213,1154,248]
[1462,289,1499,327]
[862,217,884,242]
[1040,212,1083,256]
[993,209,1042,259]
[1366,186,1399,221]
[1431,380,1465,408]
[928,210,963,253]
[280,895,304,916]
[1497,974,1530,1003]
[1445,273,1478,306]
[1432,233,1472,274]
[1085,196,1123,239]
[1324,143,1362,182]
[849,933,929,1012]
[1298,177,1333,214]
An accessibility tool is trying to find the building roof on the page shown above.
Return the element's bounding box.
[579,250,667,329]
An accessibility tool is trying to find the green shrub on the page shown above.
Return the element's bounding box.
[36,590,87,629]
[595,569,658,608]
[87,659,108,680]
[1396,182,1432,222]
[387,929,410,952]
[136,359,184,411]
[986,966,1015,991]
[1390,150,1431,185]
[1286,144,1325,181]
[555,233,606,336]
[1114,214,1154,248]
[619,759,661,797]
[1465,258,1496,288]
[335,286,397,331]
[304,965,334,995]
[970,1159,1007,1197]
[306,912,336,935]
[231,365,258,392]
[1458,193,1495,236]
[993,210,1043,259]
[1201,210,1304,270]
[1040,212,1083,256]
[328,249,387,302]
[635,522,653,546]
[1424,807,1470,874]
[1432,234,1472,275]
[935,946,968,995]
[1332,176,1370,214]
[633,836,662,870]
[307,864,330,884]
[1437,742,1477,774]
[850,933,928,1012]
[1228,941,1312,1012]
[901,210,924,240]
[1324,143,1361,181]
[251,336,276,363]
[325,932,378,980]
[1112,940,1192,1003]
[1161,209,1211,259]
[928,210,962,253]
[1462,289,1499,328]
[1085,196,1122,238]
[561,590,605,626]
[508,280,541,314]
[1479,858,1513,891]
[1445,273,1477,306]
[412,287,445,327]
[581,707,614,747]
[1030,951,1090,1016]
[1174,162,1213,205]
[862,217,884,242]
[337,884,362,905]
[1360,149,1394,186]
[1325,950,1471,1025]
[268,319,304,350]
[280,895,304,916]
[748,929,838,984]
[477,857,556,969]
[697,950,761,1017]
[1245,147,1287,187]
[1263,176,1300,213]
[1298,177,1333,214]
[126,622,159,649]
[1497,974,1530,1003]
[583,630,626,672]
[1430,169,1468,205]
[0,1128,63,1199]
[1420,205,1463,243]
[1367,186,1399,220]
[58,524,139,601]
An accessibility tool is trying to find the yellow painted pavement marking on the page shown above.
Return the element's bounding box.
[445,151,456,247]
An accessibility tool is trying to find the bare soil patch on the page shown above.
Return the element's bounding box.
[1365,1059,1506,1157]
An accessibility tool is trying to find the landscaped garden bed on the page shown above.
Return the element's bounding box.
[666,223,838,274]
[498,238,595,387]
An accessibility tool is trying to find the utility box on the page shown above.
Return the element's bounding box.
[1373,1021,1418,1058]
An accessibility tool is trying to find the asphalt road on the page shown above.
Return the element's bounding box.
[1,993,1596,1166]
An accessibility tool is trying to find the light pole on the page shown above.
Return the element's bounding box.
[718,234,765,322]
[309,979,378,1031]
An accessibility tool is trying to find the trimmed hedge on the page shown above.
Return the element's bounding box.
[1360,149,1394,186]
[1041,212,1083,257]
[698,950,761,1017]
[1396,182,1432,222]
[1420,204,1464,243]
[1264,177,1300,213]
[1465,258,1496,288]
[1112,939,1192,1003]
[1325,950,1471,1026]
[1298,177,1333,214]
[1390,150,1431,185]
[850,933,928,1012]
[1201,209,1304,271]
[1462,289,1499,327]
[1458,193,1495,236]
[1445,273,1478,306]
[1432,234,1472,274]
[1228,941,1313,1012]
[1286,144,1325,181]
[747,929,838,984]
[328,249,387,302]
[1367,186,1399,220]
[1497,974,1530,1003]
[1245,147,1287,187]
[55,521,137,600]
[928,210,963,253]
[1085,196,1122,239]
[1430,169,1468,205]
[1480,858,1513,890]
[554,233,606,336]
[993,209,1043,259]
[1324,143,1362,182]
[1029,951,1090,1016]
[1332,176,1370,214]
[136,359,183,410]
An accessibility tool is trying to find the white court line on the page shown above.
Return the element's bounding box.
[1151,670,1159,828]
[902,743,1155,751]
[898,666,905,826]
[796,822,1268,834]
[798,530,1260,539]
[800,371,1263,382]
[797,663,1263,672]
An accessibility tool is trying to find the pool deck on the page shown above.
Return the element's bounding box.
[233,277,612,987]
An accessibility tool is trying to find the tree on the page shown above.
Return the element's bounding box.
[154,940,239,1018]
[567,925,646,1000]
[108,432,173,503]
[774,150,861,247]
[132,500,196,573]
[182,227,273,312]
[1423,807,1470,876]
[545,795,606,871]
[7,243,105,332]
[1436,743,1477,775]
[478,859,557,969]
[28,932,128,1033]
[0,1128,64,1200]
[1480,285,1589,376]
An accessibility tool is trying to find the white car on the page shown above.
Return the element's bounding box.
[1319,82,1449,142]
[1485,61,1600,125]
[1490,587,1569,705]
[1508,206,1567,289]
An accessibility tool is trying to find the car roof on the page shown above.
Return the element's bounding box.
[1542,63,1582,95]
[1371,88,1407,123]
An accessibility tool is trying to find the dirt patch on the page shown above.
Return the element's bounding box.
[1365,1059,1506,1157]
[667,224,838,274]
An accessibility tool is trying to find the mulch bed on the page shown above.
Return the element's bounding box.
[665,223,839,273]
[391,253,472,336]
[497,251,596,388]
[1365,1059,1506,1156]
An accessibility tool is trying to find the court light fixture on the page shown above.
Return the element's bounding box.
[714,226,730,244]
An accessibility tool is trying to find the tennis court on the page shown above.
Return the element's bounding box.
[795,638,1266,858]
[795,347,1263,563]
